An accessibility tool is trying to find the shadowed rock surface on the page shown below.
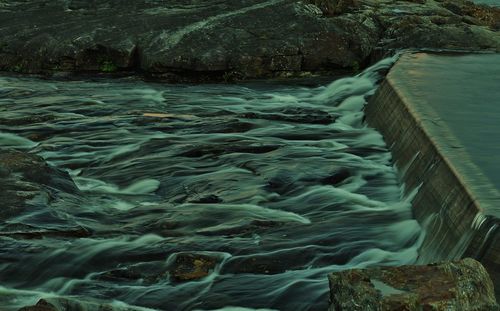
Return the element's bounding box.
[0,149,90,240]
[0,149,78,219]
[168,252,220,282]
[18,298,148,311]
[0,0,498,81]
[328,258,500,311]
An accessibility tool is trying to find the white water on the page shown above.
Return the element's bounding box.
[0,55,423,310]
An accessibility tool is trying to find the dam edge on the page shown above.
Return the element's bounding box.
[365,52,500,298]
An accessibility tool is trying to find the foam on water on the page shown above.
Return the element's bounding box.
[0,54,424,310]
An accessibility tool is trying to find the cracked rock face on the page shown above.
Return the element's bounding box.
[328,258,499,311]
[0,0,499,81]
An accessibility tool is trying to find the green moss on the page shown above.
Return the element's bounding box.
[351,60,360,73]
[12,64,23,72]
[222,71,232,83]
[100,61,117,73]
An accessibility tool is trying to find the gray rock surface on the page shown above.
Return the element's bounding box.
[18,297,147,311]
[0,149,87,239]
[0,0,498,81]
[328,258,499,311]
[0,150,76,217]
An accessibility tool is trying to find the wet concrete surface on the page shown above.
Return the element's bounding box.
[365,51,500,298]
[392,53,500,191]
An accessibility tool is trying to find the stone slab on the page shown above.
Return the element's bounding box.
[328,258,499,311]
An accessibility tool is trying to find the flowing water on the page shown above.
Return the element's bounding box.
[473,0,500,6]
[0,57,423,311]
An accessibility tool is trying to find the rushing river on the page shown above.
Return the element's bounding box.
[0,57,423,311]
[473,0,500,6]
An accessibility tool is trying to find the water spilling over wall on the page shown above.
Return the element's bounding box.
[365,52,500,298]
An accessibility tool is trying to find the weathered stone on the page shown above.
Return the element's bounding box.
[306,0,360,16]
[0,149,77,193]
[221,247,314,274]
[18,300,57,311]
[178,143,281,158]
[0,225,91,239]
[97,261,167,284]
[18,297,147,311]
[241,107,335,124]
[0,115,56,126]
[0,149,78,220]
[168,253,219,282]
[322,168,352,186]
[189,194,223,204]
[328,258,499,311]
[0,0,497,81]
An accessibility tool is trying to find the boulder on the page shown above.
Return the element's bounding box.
[0,0,498,81]
[0,149,77,192]
[18,300,57,311]
[328,258,499,311]
[168,252,219,282]
[18,297,146,311]
[0,149,78,220]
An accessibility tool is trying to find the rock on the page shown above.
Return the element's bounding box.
[141,112,197,120]
[0,225,91,239]
[18,297,146,311]
[178,143,281,158]
[97,261,167,284]
[265,171,296,195]
[306,0,360,16]
[18,299,57,311]
[221,247,315,274]
[0,149,78,220]
[0,0,498,81]
[168,253,219,282]
[0,115,56,126]
[241,107,335,124]
[328,258,499,311]
[322,168,352,186]
[189,194,223,204]
[0,149,78,193]
[440,1,500,29]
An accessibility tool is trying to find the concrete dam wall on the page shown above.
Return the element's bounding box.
[365,52,500,296]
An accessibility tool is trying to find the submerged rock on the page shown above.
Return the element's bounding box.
[328,258,499,311]
[322,168,352,186]
[307,0,360,16]
[178,143,281,158]
[0,224,91,239]
[168,252,219,282]
[0,149,77,193]
[18,297,147,311]
[0,149,78,220]
[18,299,57,311]
[0,0,498,80]
[241,107,336,124]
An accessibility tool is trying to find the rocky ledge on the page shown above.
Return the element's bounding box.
[328,258,499,311]
[0,149,90,239]
[18,297,146,311]
[0,0,498,82]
